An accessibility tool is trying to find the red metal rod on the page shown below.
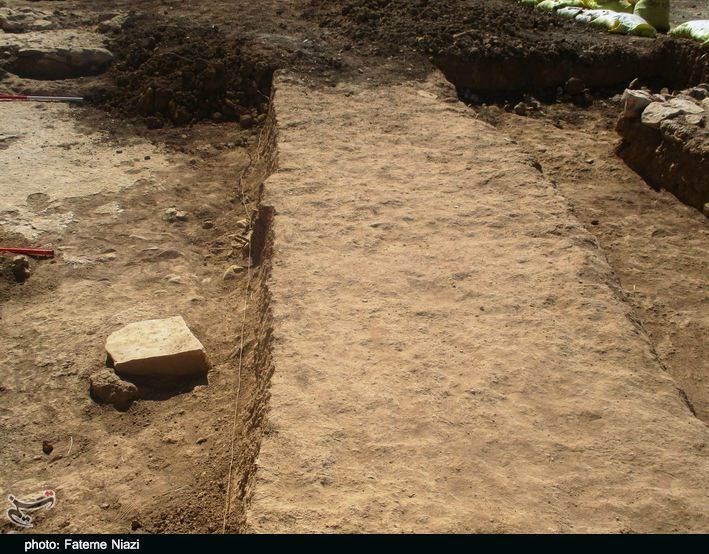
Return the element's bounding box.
[0,94,83,103]
[0,247,54,258]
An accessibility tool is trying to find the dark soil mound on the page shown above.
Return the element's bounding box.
[92,15,275,127]
[307,0,709,98]
[307,0,630,60]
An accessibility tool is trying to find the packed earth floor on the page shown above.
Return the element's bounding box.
[0,0,708,533]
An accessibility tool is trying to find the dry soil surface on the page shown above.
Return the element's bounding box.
[486,100,709,423]
[1,0,707,536]
[0,97,272,534]
[247,72,708,533]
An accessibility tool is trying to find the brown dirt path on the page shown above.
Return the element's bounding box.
[246,72,708,533]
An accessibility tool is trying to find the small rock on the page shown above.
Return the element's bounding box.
[627,78,641,90]
[684,113,704,126]
[223,265,246,281]
[11,255,30,283]
[100,503,110,509]
[196,437,208,445]
[685,87,709,101]
[42,440,53,455]
[144,116,164,130]
[641,102,682,129]
[97,14,127,34]
[90,369,139,410]
[565,77,585,96]
[164,207,188,223]
[106,316,210,377]
[621,89,654,119]
[239,114,254,129]
[513,102,527,116]
[202,221,214,230]
[667,97,704,116]
[157,249,182,259]
[131,520,141,531]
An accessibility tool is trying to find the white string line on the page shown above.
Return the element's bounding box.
[221,120,270,533]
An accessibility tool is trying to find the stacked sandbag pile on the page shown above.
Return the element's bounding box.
[515,0,667,38]
[616,84,709,213]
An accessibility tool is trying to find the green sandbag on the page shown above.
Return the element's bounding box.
[558,7,585,18]
[611,13,657,37]
[596,1,634,13]
[633,0,669,32]
[669,20,709,44]
[588,10,621,28]
[535,0,586,11]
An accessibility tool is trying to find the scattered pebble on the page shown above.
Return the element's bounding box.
[239,114,254,129]
[223,265,246,281]
[164,207,188,223]
[11,255,30,283]
[42,440,53,455]
[565,77,586,96]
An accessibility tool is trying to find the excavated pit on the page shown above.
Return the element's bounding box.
[436,37,709,217]
[436,38,709,104]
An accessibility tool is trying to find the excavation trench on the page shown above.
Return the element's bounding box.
[239,44,709,531]
[219,115,278,533]
[436,39,709,215]
[435,38,709,104]
[451,54,709,423]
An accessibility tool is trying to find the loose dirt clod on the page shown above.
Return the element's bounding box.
[89,369,139,411]
[11,255,30,282]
